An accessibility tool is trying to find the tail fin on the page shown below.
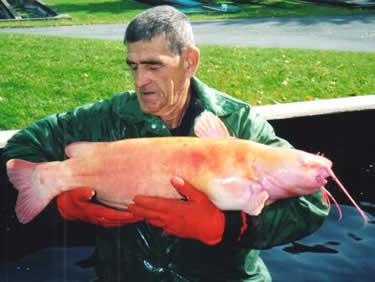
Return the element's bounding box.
[6,159,52,224]
[327,170,369,223]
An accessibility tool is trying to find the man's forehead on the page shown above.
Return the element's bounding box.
[126,36,178,63]
[127,34,172,55]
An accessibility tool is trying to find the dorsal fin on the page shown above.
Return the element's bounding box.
[65,142,99,158]
[194,112,230,138]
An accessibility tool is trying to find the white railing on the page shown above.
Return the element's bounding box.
[1,95,374,149]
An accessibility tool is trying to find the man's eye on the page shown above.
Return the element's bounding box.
[130,65,137,71]
[148,64,161,70]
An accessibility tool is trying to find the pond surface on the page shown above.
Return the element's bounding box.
[262,204,375,282]
[0,203,373,282]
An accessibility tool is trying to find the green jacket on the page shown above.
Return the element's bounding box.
[3,77,328,281]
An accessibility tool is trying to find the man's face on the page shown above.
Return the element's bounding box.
[126,34,191,118]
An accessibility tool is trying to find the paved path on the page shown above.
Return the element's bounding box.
[193,15,375,51]
[1,14,375,51]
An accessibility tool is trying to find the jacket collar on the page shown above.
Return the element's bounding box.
[191,77,240,117]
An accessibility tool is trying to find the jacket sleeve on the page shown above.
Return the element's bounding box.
[221,105,329,249]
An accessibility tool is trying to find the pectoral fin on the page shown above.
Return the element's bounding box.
[243,190,270,216]
[194,112,230,138]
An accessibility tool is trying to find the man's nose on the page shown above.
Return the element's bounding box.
[134,67,151,88]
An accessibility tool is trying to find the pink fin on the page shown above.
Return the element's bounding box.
[243,190,270,216]
[65,142,99,158]
[6,159,52,224]
[194,112,230,138]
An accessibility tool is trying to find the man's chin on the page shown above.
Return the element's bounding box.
[140,103,162,115]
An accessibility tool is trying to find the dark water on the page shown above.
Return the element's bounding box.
[0,204,373,282]
[0,246,96,282]
[262,204,375,282]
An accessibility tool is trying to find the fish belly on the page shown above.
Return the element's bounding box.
[66,137,252,211]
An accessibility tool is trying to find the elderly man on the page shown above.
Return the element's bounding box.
[3,6,328,281]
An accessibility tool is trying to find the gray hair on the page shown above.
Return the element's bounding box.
[124,6,195,55]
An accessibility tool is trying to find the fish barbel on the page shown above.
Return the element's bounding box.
[7,112,369,224]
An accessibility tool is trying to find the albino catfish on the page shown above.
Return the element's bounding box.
[7,112,369,224]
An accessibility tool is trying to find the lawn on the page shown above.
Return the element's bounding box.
[1,33,374,130]
[0,0,374,27]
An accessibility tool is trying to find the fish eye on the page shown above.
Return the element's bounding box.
[297,157,314,168]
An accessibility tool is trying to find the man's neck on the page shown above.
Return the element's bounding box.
[162,92,191,129]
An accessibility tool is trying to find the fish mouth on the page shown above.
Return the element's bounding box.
[315,167,330,186]
[316,175,328,186]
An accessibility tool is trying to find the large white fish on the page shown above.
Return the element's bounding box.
[7,112,369,224]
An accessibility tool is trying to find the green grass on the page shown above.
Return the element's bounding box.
[0,33,374,130]
[198,46,375,105]
[0,34,133,130]
[0,0,374,27]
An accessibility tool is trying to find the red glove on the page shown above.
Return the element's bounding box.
[128,177,225,245]
[57,187,142,228]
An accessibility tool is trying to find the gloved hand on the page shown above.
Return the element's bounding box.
[57,187,142,227]
[128,177,225,245]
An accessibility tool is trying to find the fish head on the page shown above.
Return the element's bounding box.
[294,151,333,187]
[253,147,333,198]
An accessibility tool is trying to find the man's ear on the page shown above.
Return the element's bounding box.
[183,47,200,78]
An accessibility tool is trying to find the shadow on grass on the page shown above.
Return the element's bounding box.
[233,0,375,8]
[232,0,305,9]
[192,13,375,27]
[51,0,149,15]
[50,0,374,17]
